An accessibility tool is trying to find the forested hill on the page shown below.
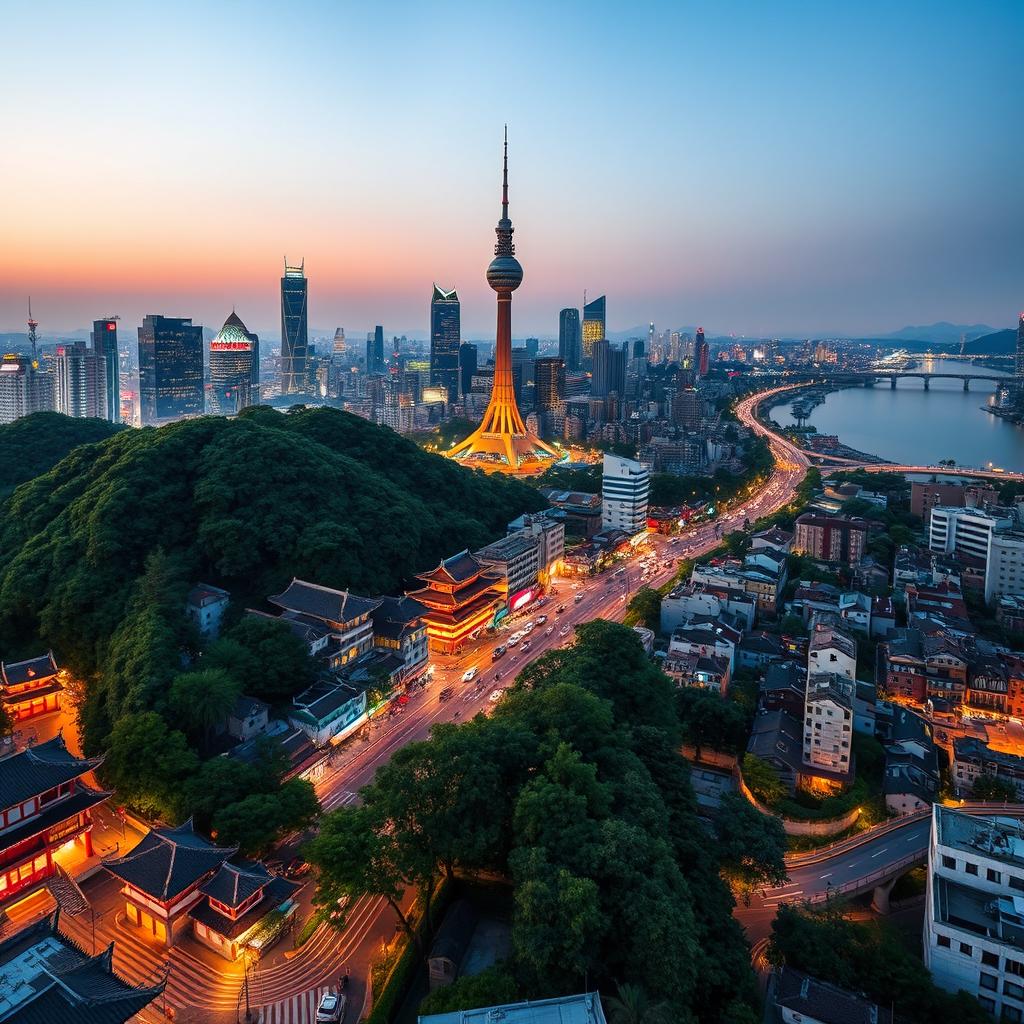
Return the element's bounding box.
[0,411,124,501]
[0,406,546,674]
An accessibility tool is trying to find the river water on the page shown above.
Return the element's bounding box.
[767,358,1024,472]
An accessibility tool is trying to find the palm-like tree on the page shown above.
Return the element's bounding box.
[603,982,672,1024]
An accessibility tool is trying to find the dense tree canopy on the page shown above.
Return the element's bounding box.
[307,621,772,1023]
[0,411,123,502]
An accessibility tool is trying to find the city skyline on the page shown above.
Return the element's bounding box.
[2,2,1022,338]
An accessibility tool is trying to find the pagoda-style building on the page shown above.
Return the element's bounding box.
[0,911,164,1023]
[0,734,108,909]
[406,551,503,654]
[1,651,62,723]
[104,819,235,947]
[447,130,561,475]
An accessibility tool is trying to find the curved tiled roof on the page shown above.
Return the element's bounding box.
[104,819,235,902]
[0,734,103,808]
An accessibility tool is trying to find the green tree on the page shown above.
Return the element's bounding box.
[625,587,662,630]
[101,712,199,821]
[972,773,1018,802]
[677,688,748,760]
[724,531,750,557]
[741,754,787,806]
[715,792,788,897]
[212,618,317,704]
[169,667,242,749]
[212,778,319,856]
[603,982,672,1024]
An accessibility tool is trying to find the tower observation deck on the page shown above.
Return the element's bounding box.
[447,130,561,475]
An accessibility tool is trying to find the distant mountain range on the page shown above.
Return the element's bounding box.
[873,321,998,345]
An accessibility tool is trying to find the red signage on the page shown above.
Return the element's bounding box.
[509,588,536,612]
[106,323,116,331]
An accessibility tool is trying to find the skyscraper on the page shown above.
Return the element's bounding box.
[591,340,611,397]
[0,355,53,424]
[582,294,606,361]
[54,341,107,419]
[459,342,478,396]
[1016,313,1024,380]
[525,337,539,359]
[91,318,120,422]
[534,357,565,412]
[209,311,259,415]
[430,285,461,400]
[332,328,347,356]
[695,327,709,377]
[448,130,559,473]
[366,326,385,375]
[137,315,204,425]
[559,308,582,372]
[280,259,308,395]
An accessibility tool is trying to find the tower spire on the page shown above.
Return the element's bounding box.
[502,124,509,220]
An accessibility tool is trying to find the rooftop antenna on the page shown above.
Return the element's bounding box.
[27,297,38,366]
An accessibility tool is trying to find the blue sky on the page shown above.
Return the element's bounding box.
[1,0,1021,339]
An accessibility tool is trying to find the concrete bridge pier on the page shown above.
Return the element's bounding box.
[923,377,930,391]
[871,876,898,914]
[964,379,970,391]
[890,377,897,389]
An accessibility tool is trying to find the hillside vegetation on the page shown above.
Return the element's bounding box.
[0,411,124,501]
[0,406,545,749]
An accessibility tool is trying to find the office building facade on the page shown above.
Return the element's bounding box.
[54,341,107,419]
[459,342,478,396]
[208,311,259,415]
[559,307,582,372]
[430,285,461,399]
[601,453,650,535]
[534,357,565,412]
[582,295,606,362]
[138,315,204,425]
[91,318,120,422]
[366,325,385,375]
[280,260,308,394]
[0,355,53,424]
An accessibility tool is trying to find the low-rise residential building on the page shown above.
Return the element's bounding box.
[226,695,269,743]
[539,489,603,538]
[747,710,803,794]
[663,651,731,694]
[880,628,968,705]
[289,678,369,747]
[911,479,997,522]
[967,654,1009,714]
[1,651,62,724]
[507,509,566,574]
[998,595,1024,635]
[418,992,608,1024]
[660,581,756,633]
[884,737,939,816]
[790,583,872,634]
[794,512,867,565]
[807,624,857,681]
[668,618,741,671]
[893,544,933,591]
[737,631,784,672]
[371,595,429,680]
[760,661,806,719]
[186,583,230,638]
[953,736,1024,801]
[750,525,793,555]
[925,805,1024,1021]
[772,967,892,1024]
[803,671,856,789]
[870,595,896,639]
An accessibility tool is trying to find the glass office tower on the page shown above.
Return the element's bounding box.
[138,315,204,425]
[280,259,308,394]
[430,285,461,400]
[91,318,120,422]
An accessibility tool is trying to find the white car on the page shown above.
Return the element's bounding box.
[508,635,521,647]
[461,667,478,683]
[488,689,504,703]
[316,992,346,1023]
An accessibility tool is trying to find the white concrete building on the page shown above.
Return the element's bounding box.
[929,506,1007,563]
[601,453,650,535]
[987,532,1024,603]
[803,672,855,779]
[660,582,756,633]
[807,624,857,682]
[925,805,1024,1021]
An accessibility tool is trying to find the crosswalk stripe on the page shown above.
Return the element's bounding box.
[262,985,331,1024]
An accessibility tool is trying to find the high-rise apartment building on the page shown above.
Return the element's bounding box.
[671,387,702,430]
[534,357,565,412]
[138,315,203,425]
[459,342,478,396]
[559,307,582,372]
[803,671,855,781]
[280,259,308,395]
[924,804,1024,1021]
[794,513,868,565]
[366,326,385,375]
[0,355,54,424]
[601,453,649,535]
[430,285,461,400]
[91,318,120,422]
[928,506,1005,564]
[695,327,709,377]
[591,340,626,398]
[54,341,107,419]
[582,295,606,362]
[208,311,259,415]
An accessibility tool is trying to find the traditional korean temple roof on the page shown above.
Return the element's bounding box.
[104,820,235,902]
[0,734,103,808]
[0,785,109,853]
[200,859,275,907]
[415,550,491,586]
[371,595,428,641]
[268,580,381,625]
[0,911,164,1024]
[1,652,58,687]
[407,573,500,610]
[190,872,299,940]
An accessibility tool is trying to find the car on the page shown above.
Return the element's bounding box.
[536,614,548,624]
[488,689,503,702]
[556,605,566,614]
[508,634,520,647]
[492,646,506,661]
[523,622,535,633]
[560,626,570,636]
[316,991,347,1023]
[574,594,583,603]
[521,640,531,652]
[545,627,553,636]
[284,857,310,879]
[462,667,478,683]
[439,687,454,702]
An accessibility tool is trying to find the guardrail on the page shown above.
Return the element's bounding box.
[805,851,924,904]
[785,809,930,865]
